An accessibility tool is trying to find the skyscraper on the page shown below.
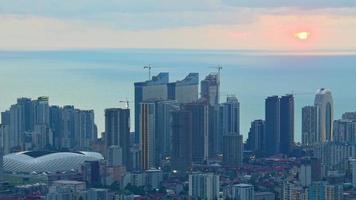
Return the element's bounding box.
[184,101,209,163]
[201,73,219,107]
[280,94,294,154]
[0,148,3,183]
[333,119,356,144]
[325,184,343,200]
[302,106,318,146]
[156,100,180,160]
[0,125,10,154]
[134,73,169,143]
[1,111,10,125]
[223,133,243,167]
[189,173,220,200]
[139,101,157,170]
[308,181,327,200]
[314,88,334,143]
[351,159,356,188]
[264,96,280,155]
[32,124,53,150]
[9,98,33,150]
[74,110,96,150]
[225,184,255,200]
[299,163,312,187]
[105,108,131,170]
[171,110,192,171]
[201,73,220,158]
[220,96,240,135]
[61,105,76,149]
[168,73,199,104]
[247,120,265,153]
[49,105,62,149]
[342,111,356,121]
[219,96,240,153]
[33,96,50,126]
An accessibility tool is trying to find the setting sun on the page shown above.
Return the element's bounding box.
[295,31,310,41]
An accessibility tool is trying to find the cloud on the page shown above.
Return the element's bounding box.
[223,0,356,8]
[0,1,355,51]
[1,0,356,30]
[1,13,355,51]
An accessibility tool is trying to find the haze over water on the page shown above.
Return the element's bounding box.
[0,49,355,142]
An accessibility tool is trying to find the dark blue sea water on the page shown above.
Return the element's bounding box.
[0,49,355,142]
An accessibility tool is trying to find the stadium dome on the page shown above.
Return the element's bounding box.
[4,151,104,174]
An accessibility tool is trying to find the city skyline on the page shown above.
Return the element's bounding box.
[0,61,355,143]
[1,1,356,199]
[0,71,350,144]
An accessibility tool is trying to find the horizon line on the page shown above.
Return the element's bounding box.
[1,47,356,56]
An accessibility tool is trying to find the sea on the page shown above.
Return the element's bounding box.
[0,48,355,142]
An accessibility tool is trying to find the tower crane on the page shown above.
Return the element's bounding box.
[144,64,152,80]
[119,100,133,109]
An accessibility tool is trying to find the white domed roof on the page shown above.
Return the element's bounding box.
[4,151,103,173]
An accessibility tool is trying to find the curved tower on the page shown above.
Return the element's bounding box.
[314,88,334,143]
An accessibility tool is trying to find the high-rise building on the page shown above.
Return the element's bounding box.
[280,94,294,154]
[3,98,98,152]
[325,184,343,200]
[171,110,192,171]
[0,125,10,154]
[134,73,169,143]
[82,160,101,187]
[283,182,308,200]
[32,124,53,150]
[308,181,326,200]
[219,96,240,154]
[140,101,157,170]
[311,157,322,181]
[105,108,131,170]
[184,101,209,163]
[9,98,33,150]
[264,96,280,155]
[189,173,220,200]
[15,97,34,131]
[88,188,108,200]
[333,119,356,144]
[247,120,265,153]
[342,111,356,121]
[49,105,62,149]
[33,96,50,126]
[299,163,312,187]
[302,106,318,146]
[201,73,219,107]
[314,88,334,143]
[156,100,180,160]
[220,96,240,135]
[168,73,199,103]
[223,134,243,167]
[0,148,3,182]
[74,110,96,150]
[350,159,356,188]
[224,184,254,200]
[61,105,76,149]
[1,111,10,125]
[107,145,123,166]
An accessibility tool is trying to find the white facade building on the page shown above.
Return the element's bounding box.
[189,173,220,200]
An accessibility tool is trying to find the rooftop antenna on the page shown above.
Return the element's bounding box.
[144,65,152,80]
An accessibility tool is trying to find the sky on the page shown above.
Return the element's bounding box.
[0,0,356,51]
